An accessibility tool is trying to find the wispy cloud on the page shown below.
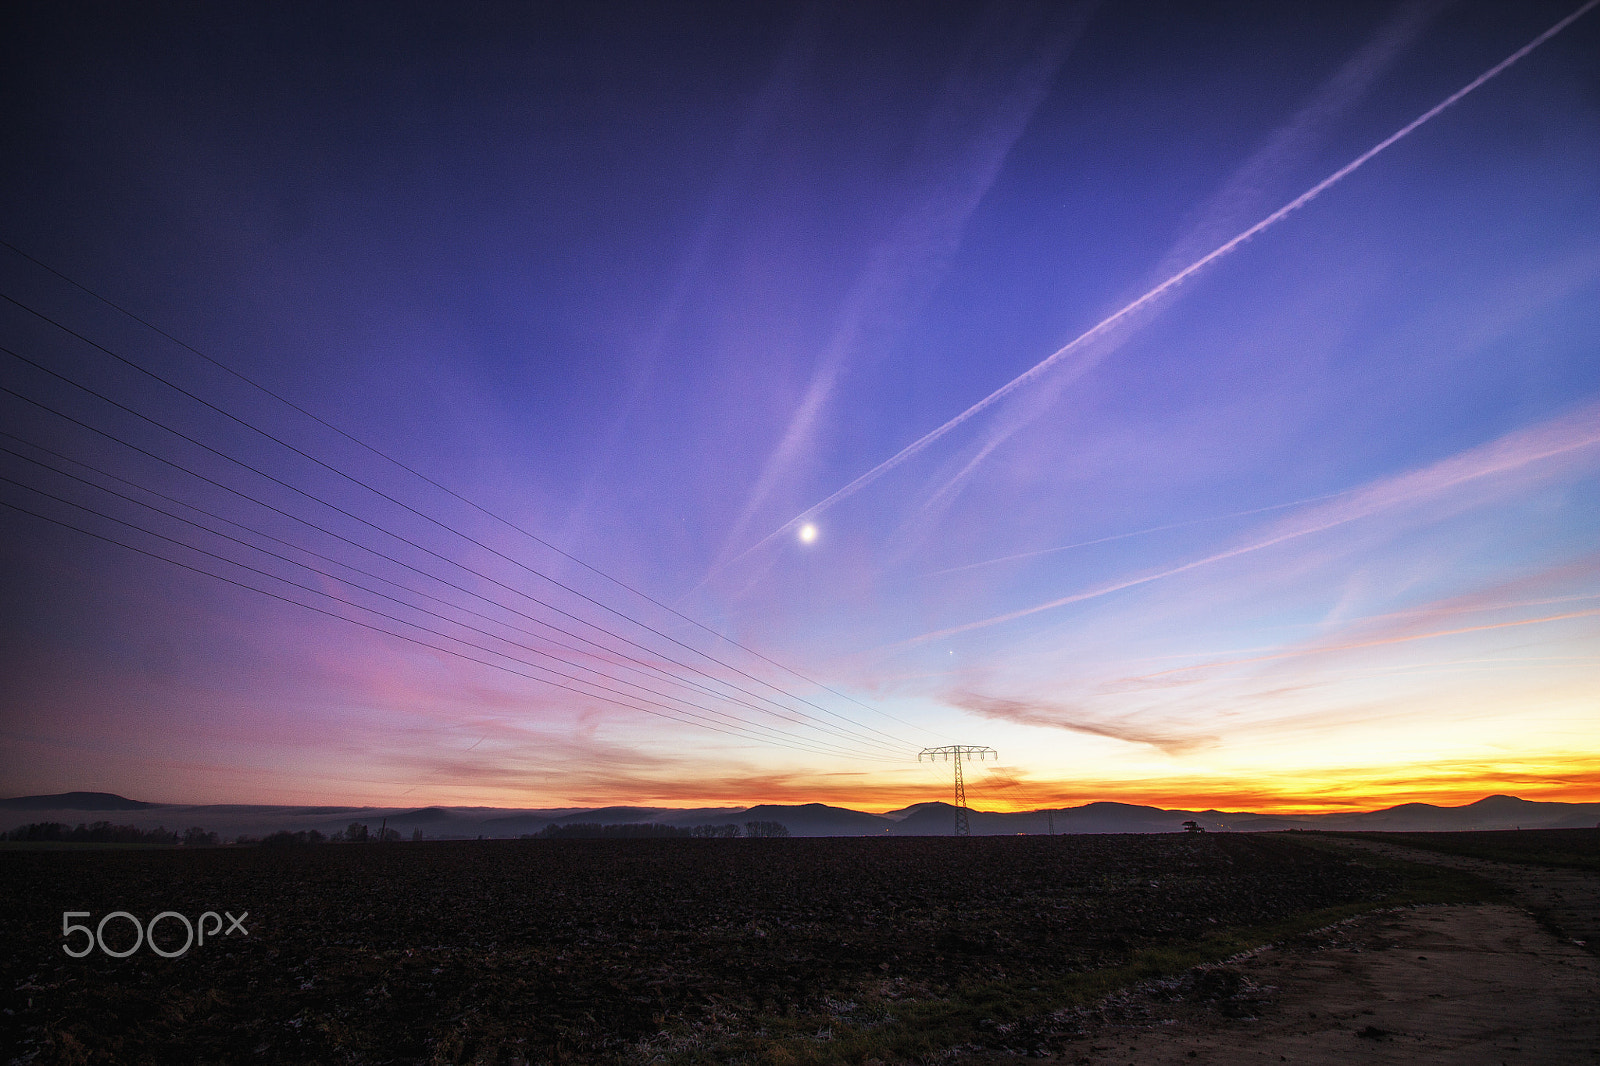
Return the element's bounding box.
[723,0,1599,569]
[1129,607,1600,688]
[912,0,1447,521]
[700,3,1096,583]
[378,753,960,810]
[887,398,1600,650]
[946,690,1215,755]
[925,488,1350,577]
[1114,560,1600,687]
[558,6,823,550]
[1147,0,1447,280]
[994,754,1600,813]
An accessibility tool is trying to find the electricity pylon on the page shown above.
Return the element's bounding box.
[918,745,996,836]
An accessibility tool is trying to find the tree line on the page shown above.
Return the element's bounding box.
[530,820,791,839]
[4,822,218,845]
[2,820,388,846]
[6,818,793,844]
[258,822,404,845]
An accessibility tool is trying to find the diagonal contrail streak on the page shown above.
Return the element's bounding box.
[925,488,1351,577]
[711,0,1599,580]
[701,2,1098,581]
[883,398,1600,651]
[1128,608,1600,681]
[910,0,1443,524]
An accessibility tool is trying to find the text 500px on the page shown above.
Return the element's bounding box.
[62,910,249,958]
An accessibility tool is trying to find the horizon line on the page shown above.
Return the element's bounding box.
[3,789,1589,818]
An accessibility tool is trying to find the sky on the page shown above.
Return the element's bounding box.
[1,0,1596,815]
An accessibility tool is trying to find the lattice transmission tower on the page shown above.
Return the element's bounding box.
[918,745,996,836]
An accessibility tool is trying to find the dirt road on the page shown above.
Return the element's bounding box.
[1329,835,1600,950]
[1052,839,1600,1066]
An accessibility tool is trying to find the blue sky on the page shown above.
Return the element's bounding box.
[1,0,1596,811]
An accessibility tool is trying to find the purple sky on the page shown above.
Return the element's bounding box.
[2,0,1597,812]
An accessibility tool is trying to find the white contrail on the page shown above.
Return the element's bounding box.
[699,3,1096,582]
[926,488,1351,577]
[712,0,1599,579]
[885,398,1600,651]
[911,0,1443,523]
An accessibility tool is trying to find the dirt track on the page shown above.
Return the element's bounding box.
[1051,839,1600,1066]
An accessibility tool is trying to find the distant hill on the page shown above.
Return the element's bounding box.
[1317,794,1600,832]
[737,802,894,836]
[0,791,157,811]
[4,791,1596,838]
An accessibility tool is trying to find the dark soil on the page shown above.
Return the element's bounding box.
[0,834,1411,1064]
[1323,827,1600,872]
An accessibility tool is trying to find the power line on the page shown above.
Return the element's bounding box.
[0,344,913,758]
[0,430,872,740]
[0,237,939,742]
[0,420,907,759]
[979,767,1052,821]
[917,745,996,836]
[0,285,930,751]
[0,435,900,759]
[0,316,922,757]
[0,475,896,764]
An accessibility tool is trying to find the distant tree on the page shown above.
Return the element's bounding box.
[77,821,134,843]
[377,827,402,842]
[535,822,690,839]
[1181,820,1205,833]
[4,821,182,845]
[261,829,327,847]
[690,823,741,838]
[182,826,219,847]
[744,821,790,838]
[5,822,66,842]
[536,822,600,838]
[345,822,369,843]
[622,823,685,838]
[412,828,424,842]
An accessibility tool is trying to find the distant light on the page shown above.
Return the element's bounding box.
[798,522,819,545]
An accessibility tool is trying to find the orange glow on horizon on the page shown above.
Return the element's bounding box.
[322,760,1600,815]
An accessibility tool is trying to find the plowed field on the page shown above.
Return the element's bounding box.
[0,833,1479,1064]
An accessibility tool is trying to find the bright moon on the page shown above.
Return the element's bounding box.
[798,523,818,545]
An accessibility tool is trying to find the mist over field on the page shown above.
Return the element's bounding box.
[3,0,1597,816]
[4,5,1600,1060]
[6,790,1597,843]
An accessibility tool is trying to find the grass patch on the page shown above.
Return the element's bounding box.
[1285,831,1514,903]
[640,834,1503,1064]
[1318,828,1600,873]
[2,834,1508,1064]
[0,840,177,851]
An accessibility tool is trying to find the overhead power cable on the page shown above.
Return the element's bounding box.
[0,391,910,760]
[0,474,897,764]
[0,489,881,763]
[0,287,929,752]
[0,345,911,759]
[0,435,896,758]
[0,429,829,732]
[0,241,941,744]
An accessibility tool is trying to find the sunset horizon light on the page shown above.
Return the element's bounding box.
[2,1,1597,818]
